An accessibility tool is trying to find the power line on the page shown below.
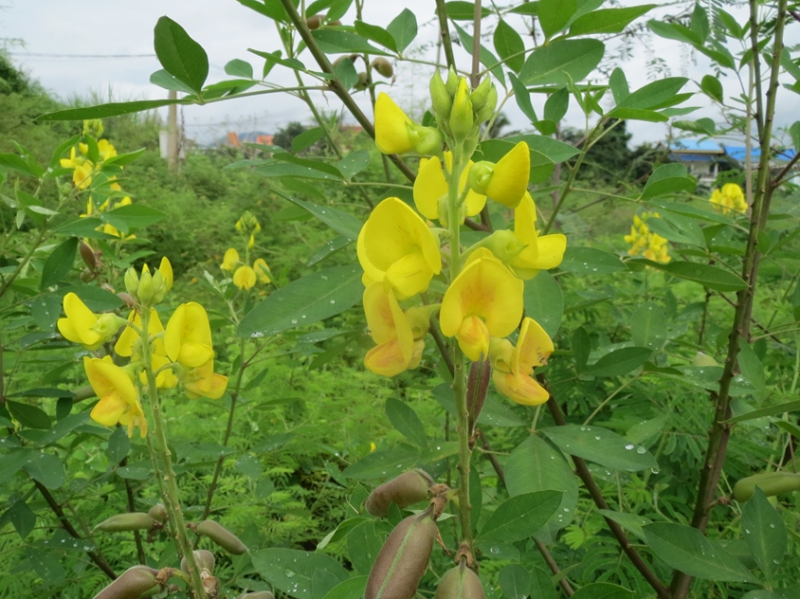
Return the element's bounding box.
[8,52,156,59]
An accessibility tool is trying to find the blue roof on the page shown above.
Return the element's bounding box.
[723,145,797,162]
[669,139,723,152]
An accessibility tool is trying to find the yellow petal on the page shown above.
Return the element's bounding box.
[222,248,240,271]
[493,370,550,406]
[375,93,414,155]
[363,283,414,361]
[159,257,173,292]
[514,317,554,375]
[84,357,139,428]
[165,302,214,367]
[184,361,228,399]
[90,392,128,427]
[456,315,491,362]
[384,252,437,301]
[364,339,411,377]
[461,159,487,216]
[233,265,256,290]
[253,258,271,283]
[61,292,103,349]
[486,142,530,208]
[413,157,447,220]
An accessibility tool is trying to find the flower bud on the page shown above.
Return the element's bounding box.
[733,472,800,502]
[430,70,452,120]
[147,503,167,523]
[93,566,160,599]
[449,79,474,142]
[195,520,248,555]
[470,77,492,109]
[365,470,434,517]
[435,563,485,599]
[372,58,394,78]
[366,509,436,599]
[151,270,168,304]
[91,313,129,342]
[124,267,139,297]
[476,85,498,124]
[478,230,527,264]
[445,67,460,97]
[467,162,494,195]
[407,125,443,157]
[137,267,155,306]
[93,512,157,533]
[181,550,216,574]
[80,241,98,271]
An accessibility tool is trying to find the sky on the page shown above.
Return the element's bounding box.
[2,0,799,148]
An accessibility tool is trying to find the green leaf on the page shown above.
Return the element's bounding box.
[347,521,383,575]
[453,23,505,86]
[615,78,689,110]
[0,451,34,485]
[385,398,428,448]
[57,286,123,312]
[609,68,629,104]
[598,510,652,541]
[639,260,747,293]
[725,400,800,425]
[539,0,577,39]
[690,4,710,43]
[39,99,184,121]
[150,69,197,94]
[572,327,590,373]
[647,19,703,46]
[626,413,668,445]
[107,427,130,464]
[585,347,652,378]
[523,271,563,338]
[40,237,77,290]
[387,9,417,53]
[6,401,51,430]
[334,56,358,90]
[235,0,290,22]
[506,134,581,163]
[542,424,658,471]
[510,73,537,123]
[505,436,579,537]
[256,162,341,181]
[321,577,368,599]
[520,39,605,86]
[8,500,36,539]
[336,151,370,180]
[251,549,349,599]
[479,490,562,542]
[25,546,65,585]
[342,445,420,479]
[354,21,398,52]
[790,122,800,155]
[225,58,254,79]
[630,302,666,350]
[22,452,65,489]
[742,488,787,582]
[237,264,364,338]
[311,29,390,56]
[282,197,361,240]
[569,5,656,36]
[544,88,569,122]
[701,74,724,102]
[98,204,166,234]
[643,522,757,582]
[560,247,625,275]
[499,564,530,599]
[446,1,490,20]
[0,153,38,177]
[494,20,525,73]
[292,127,326,153]
[647,199,731,225]
[572,584,633,599]
[153,17,209,94]
[641,164,696,198]
[738,341,766,399]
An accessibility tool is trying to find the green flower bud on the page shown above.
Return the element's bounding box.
[467,161,495,195]
[445,67,460,97]
[137,268,155,306]
[470,77,492,109]
[152,270,168,304]
[430,70,452,120]
[408,125,443,157]
[449,79,474,142]
[479,230,527,263]
[93,513,157,533]
[124,267,139,297]
[476,85,498,124]
[195,520,248,555]
[93,566,160,599]
[91,313,129,342]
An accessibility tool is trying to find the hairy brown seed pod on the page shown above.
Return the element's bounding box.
[365,508,436,599]
[306,14,323,29]
[181,549,216,574]
[236,593,276,599]
[371,58,394,79]
[148,503,167,523]
[354,72,369,91]
[329,19,342,26]
[366,470,434,518]
[733,472,800,502]
[94,513,157,533]
[196,520,248,555]
[80,241,98,270]
[92,566,159,599]
[435,563,484,599]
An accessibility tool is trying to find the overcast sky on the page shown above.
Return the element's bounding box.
[2,0,799,147]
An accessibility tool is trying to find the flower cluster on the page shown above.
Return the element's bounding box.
[358,70,567,406]
[57,257,228,437]
[624,212,671,264]
[709,183,747,215]
[221,211,271,290]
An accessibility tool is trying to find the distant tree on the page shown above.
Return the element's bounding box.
[273,121,307,150]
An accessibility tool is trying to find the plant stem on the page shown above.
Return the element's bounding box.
[121,456,147,564]
[435,0,456,70]
[140,309,205,598]
[470,0,482,89]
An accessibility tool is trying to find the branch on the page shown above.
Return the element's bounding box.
[34,480,116,580]
[537,376,670,599]
[121,457,147,565]
[470,0,482,89]
[435,0,457,70]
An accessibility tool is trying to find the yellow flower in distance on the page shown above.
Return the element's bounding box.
[357,197,442,300]
[183,360,228,400]
[413,153,486,220]
[375,93,415,155]
[363,282,424,377]
[440,255,524,361]
[233,265,257,290]
[624,212,671,264]
[222,248,240,271]
[710,183,747,215]
[253,258,271,284]
[165,302,215,368]
[84,356,147,438]
[508,193,567,279]
[491,317,553,406]
[470,142,530,208]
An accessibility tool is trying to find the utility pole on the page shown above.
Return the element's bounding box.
[167,90,178,173]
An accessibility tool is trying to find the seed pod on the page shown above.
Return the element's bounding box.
[236,593,276,599]
[366,470,434,518]
[94,513,157,533]
[354,72,369,91]
[181,549,216,574]
[329,19,342,26]
[306,14,323,29]
[93,565,159,599]
[733,472,800,502]
[80,241,98,270]
[372,58,394,78]
[196,520,248,555]
[435,563,484,599]
[366,509,436,599]
[148,503,167,523]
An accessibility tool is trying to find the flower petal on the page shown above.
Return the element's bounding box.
[493,370,550,406]
[486,142,530,208]
[375,93,414,154]
[413,157,447,220]
[456,315,490,362]
[233,265,256,290]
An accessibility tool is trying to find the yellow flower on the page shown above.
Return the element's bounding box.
[369,442,377,452]
[375,93,415,155]
[233,265,257,290]
[73,161,94,189]
[182,360,228,400]
[362,282,424,377]
[84,356,147,438]
[56,292,126,350]
[357,197,442,300]
[508,193,567,279]
[624,212,670,264]
[97,139,117,161]
[469,142,531,208]
[159,257,173,294]
[710,183,747,215]
[165,302,215,368]
[222,248,240,271]
[440,255,524,361]
[490,317,552,406]
[248,234,255,249]
[413,153,486,220]
[115,309,177,390]
[253,258,271,284]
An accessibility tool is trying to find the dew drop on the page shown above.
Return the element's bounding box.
[625,444,635,450]
[595,436,601,440]
[291,319,298,324]
[636,446,647,454]
[330,299,336,304]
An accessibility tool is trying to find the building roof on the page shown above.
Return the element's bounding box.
[723,145,797,162]
[669,139,724,154]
